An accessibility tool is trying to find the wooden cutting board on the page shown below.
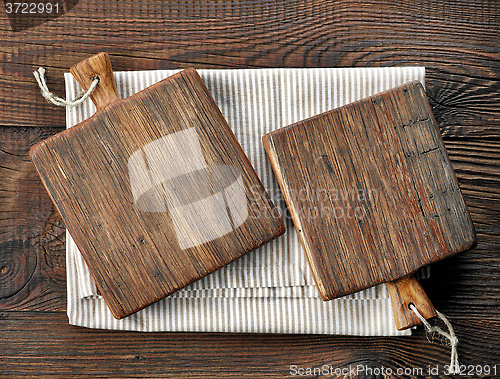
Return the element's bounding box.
[30,53,285,319]
[263,81,476,330]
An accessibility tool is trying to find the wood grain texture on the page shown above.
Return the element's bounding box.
[0,1,498,137]
[263,82,476,301]
[0,127,67,311]
[70,52,120,109]
[1,311,499,378]
[0,0,499,376]
[30,62,285,319]
[263,82,480,331]
[386,276,436,331]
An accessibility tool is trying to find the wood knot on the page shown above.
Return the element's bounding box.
[0,239,37,299]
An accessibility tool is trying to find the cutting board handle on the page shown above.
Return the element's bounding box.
[70,52,120,110]
[386,274,437,331]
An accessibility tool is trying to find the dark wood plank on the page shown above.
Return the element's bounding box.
[423,235,500,319]
[0,0,498,135]
[263,82,476,300]
[1,311,498,378]
[0,126,67,311]
[31,56,285,319]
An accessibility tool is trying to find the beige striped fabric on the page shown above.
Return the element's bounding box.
[65,67,426,335]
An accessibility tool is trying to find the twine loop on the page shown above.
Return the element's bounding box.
[33,67,99,107]
[410,304,460,375]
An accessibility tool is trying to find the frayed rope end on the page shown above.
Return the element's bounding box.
[410,304,460,375]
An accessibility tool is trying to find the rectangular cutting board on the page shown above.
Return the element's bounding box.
[30,53,285,319]
[263,81,477,329]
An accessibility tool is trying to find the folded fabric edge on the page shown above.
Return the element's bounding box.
[68,297,413,336]
[79,283,392,301]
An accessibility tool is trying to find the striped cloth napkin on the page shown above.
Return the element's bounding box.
[65,67,426,335]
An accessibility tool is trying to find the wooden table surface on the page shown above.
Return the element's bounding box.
[1,1,498,377]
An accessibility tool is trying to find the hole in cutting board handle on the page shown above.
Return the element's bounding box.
[70,52,121,110]
[386,275,437,331]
